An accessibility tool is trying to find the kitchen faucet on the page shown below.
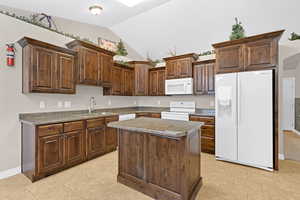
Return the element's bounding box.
[88,97,96,114]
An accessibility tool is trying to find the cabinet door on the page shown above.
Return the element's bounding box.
[111,66,123,95]
[100,53,113,87]
[81,49,99,85]
[206,63,215,94]
[105,117,118,152]
[166,60,177,79]
[157,70,165,96]
[56,53,76,94]
[194,64,207,95]
[215,44,244,74]
[244,38,277,71]
[177,58,192,78]
[149,71,158,96]
[32,47,56,92]
[65,130,85,166]
[87,126,106,159]
[38,134,64,174]
[123,69,134,96]
[135,67,149,96]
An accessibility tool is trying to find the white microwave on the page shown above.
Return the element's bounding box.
[165,78,193,95]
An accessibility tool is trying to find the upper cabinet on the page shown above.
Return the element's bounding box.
[66,40,115,87]
[193,59,215,95]
[128,61,152,96]
[103,63,134,96]
[18,37,77,94]
[149,67,166,96]
[212,30,284,74]
[163,54,198,79]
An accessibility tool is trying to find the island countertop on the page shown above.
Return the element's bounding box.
[108,117,203,138]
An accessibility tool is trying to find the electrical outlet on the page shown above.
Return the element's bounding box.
[64,101,71,108]
[134,101,137,105]
[157,100,161,105]
[57,101,63,108]
[108,100,111,106]
[210,101,215,107]
[39,101,46,109]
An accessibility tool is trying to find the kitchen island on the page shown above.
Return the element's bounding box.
[108,117,203,200]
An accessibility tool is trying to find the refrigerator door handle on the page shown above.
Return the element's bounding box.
[238,74,241,125]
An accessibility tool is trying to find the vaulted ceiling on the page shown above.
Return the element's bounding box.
[0,0,171,27]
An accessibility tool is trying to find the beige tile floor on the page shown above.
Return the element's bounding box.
[1,151,300,200]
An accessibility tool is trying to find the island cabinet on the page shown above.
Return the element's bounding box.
[103,63,134,96]
[66,40,115,87]
[164,54,198,79]
[190,115,215,154]
[128,61,153,96]
[212,30,284,74]
[149,67,166,96]
[18,37,77,94]
[193,59,215,95]
[109,118,202,200]
[136,112,161,118]
[21,116,119,182]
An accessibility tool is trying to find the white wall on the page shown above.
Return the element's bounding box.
[111,0,300,59]
[0,13,139,172]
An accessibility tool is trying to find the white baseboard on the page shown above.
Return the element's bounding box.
[0,166,21,179]
[279,154,285,160]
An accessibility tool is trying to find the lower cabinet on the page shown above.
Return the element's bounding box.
[22,116,119,182]
[136,112,161,118]
[86,118,106,159]
[190,115,215,154]
[38,134,64,174]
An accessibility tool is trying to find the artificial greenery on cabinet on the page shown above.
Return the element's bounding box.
[230,17,246,40]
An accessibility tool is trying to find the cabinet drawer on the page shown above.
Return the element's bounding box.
[105,116,119,123]
[190,116,215,125]
[87,118,105,128]
[38,124,63,137]
[64,121,84,132]
[201,125,215,138]
[201,136,215,154]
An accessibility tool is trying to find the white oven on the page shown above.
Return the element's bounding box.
[165,78,193,95]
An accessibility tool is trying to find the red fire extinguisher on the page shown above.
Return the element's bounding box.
[6,43,16,67]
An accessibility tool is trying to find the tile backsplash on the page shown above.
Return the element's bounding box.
[296,98,300,131]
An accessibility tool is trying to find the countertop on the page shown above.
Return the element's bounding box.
[19,107,215,125]
[108,117,203,138]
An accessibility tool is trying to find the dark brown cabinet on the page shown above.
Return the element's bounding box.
[18,37,77,94]
[212,30,284,74]
[66,40,115,87]
[128,61,152,96]
[190,115,215,154]
[123,68,134,96]
[104,63,134,96]
[149,67,165,96]
[86,118,106,159]
[110,66,123,95]
[64,130,85,166]
[193,59,215,95]
[105,116,119,152]
[38,134,64,174]
[22,116,119,182]
[164,54,198,79]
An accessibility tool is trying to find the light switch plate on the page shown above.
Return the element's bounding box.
[210,100,215,107]
[64,101,71,108]
[134,101,137,105]
[108,100,112,106]
[157,100,161,105]
[39,101,46,109]
[57,101,63,108]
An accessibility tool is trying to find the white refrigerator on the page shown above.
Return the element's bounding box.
[215,70,274,171]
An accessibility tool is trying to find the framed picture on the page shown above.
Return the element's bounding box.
[98,38,117,52]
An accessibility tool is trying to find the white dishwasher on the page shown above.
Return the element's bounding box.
[119,114,136,121]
